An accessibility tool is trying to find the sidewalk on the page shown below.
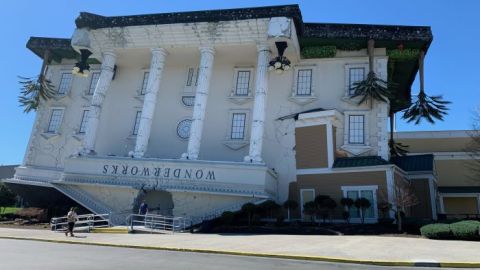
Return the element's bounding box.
[0,227,479,267]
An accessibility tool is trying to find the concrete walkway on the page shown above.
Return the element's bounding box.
[0,228,479,267]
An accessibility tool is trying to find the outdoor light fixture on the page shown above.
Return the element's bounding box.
[268,41,291,74]
[72,49,92,77]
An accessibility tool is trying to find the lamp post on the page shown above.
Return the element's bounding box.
[72,49,92,77]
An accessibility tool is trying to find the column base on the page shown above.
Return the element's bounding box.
[180,153,198,160]
[243,155,263,164]
[128,151,145,158]
[79,148,97,156]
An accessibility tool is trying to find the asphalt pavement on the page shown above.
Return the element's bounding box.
[0,239,461,270]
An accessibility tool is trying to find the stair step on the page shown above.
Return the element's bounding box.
[91,226,129,234]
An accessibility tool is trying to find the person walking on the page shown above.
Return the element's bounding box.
[65,207,78,237]
[138,200,148,227]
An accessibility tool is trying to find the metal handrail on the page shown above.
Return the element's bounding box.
[128,213,190,234]
[50,213,110,232]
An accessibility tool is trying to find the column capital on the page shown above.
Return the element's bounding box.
[256,43,271,53]
[199,46,215,55]
[101,50,116,57]
[151,47,168,56]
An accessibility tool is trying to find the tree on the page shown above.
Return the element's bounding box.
[392,182,419,232]
[354,198,371,224]
[323,198,337,223]
[0,183,16,214]
[351,39,391,109]
[283,200,298,221]
[303,201,318,224]
[259,200,280,219]
[340,197,354,223]
[18,50,56,113]
[241,202,256,228]
[402,50,450,124]
[466,109,480,179]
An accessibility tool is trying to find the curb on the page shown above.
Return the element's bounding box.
[1,236,479,268]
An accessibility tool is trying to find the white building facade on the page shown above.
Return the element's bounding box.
[9,5,434,224]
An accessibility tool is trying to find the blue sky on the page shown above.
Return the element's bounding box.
[1,0,479,165]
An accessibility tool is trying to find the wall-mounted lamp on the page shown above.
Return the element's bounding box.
[72,49,92,77]
[268,41,291,74]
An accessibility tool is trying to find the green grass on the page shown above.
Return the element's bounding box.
[0,207,19,215]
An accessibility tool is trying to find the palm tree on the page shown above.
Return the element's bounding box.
[351,39,391,108]
[18,50,56,113]
[402,50,450,124]
[283,200,298,221]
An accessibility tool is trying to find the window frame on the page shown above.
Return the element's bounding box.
[223,109,250,150]
[46,108,65,134]
[295,68,313,96]
[139,71,150,95]
[344,63,369,97]
[78,109,90,134]
[348,114,366,145]
[343,111,369,147]
[289,65,317,105]
[230,112,247,140]
[300,188,315,220]
[341,185,379,221]
[348,67,366,96]
[57,72,73,95]
[132,111,142,136]
[87,71,101,96]
[184,66,199,93]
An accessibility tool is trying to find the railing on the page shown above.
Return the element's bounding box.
[50,213,110,232]
[128,213,190,234]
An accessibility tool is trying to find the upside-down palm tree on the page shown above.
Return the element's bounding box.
[18,50,56,113]
[402,50,450,124]
[351,39,391,108]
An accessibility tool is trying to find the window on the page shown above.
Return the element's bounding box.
[342,186,378,220]
[177,119,192,139]
[132,111,142,135]
[87,72,100,95]
[234,71,250,96]
[348,115,365,144]
[181,96,195,107]
[47,109,64,133]
[186,67,199,87]
[78,110,90,134]
[348,67,365,95]
[296,69,312,96]
[230,113,246,140]
[58,73,72,94]
[140,72,150,95]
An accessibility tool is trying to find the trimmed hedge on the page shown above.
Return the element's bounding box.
[450,221,480,240]
[420,221,480,240]
[420,223,452,239]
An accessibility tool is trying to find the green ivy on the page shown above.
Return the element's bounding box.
[386,48,420,61]
[301,46,337,58]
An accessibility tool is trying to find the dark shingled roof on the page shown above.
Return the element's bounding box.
[303,23,432,42]
[392,154,434,172]
[75,4,303,34]
[26,37,78,62]
[333,156,389,168]
[438,186,480,193]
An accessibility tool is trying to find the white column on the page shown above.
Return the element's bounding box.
[244,44,271,163]
[132,48,167,158]
[181,46,215,160]
[81,50,116,155]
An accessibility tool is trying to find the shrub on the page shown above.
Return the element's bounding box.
[220,211,235,225]
[450,221,480,240]
[420,223,452,239]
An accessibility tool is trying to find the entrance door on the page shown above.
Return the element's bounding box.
[300,189,315,220]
